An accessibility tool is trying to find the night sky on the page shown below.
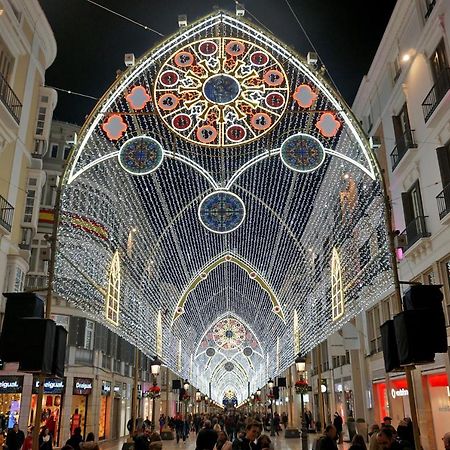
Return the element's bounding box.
[39,0,397,125]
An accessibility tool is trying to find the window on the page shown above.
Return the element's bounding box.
[367,306,382,354]
[41,96,49,103]
[23,188,36,223]
[436,144,450,217]
[392,103,413,152]
[50,144,58,158]
[331,248,344,321]
[35,106,47,136]
[393,57,401,82]
[0,37,13,81]
[14,268,24,292]
[85,320,95,350]
[430,39,448,83]
[106,250,121,325]
[401,181,428,245]
[381,298,391,322]
[63,146,71,160]
[443,259,450,324]
[51,314,69,332]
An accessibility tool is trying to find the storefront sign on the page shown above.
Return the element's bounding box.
[73,378,93,395]
[0,376,23,393]
[33,377,65,394]
[390,388,408,398]
[113,384,121,398]
[101,380,111,395]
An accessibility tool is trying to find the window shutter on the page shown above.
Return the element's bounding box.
[436,145,450,188]
[68,317,86,347]
[401,192,414,226]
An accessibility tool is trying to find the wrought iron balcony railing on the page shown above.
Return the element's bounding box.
[399,216,431,250]
[0,194,14,232]
[437,183,450,220]
[390,129,417,170]
[0,72,22,124]
[422,68,450,122]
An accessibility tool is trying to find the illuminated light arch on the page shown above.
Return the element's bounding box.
[331,247,344,321]
[55,10,393,400]
[106,250,121,325]
[172,252,285,324]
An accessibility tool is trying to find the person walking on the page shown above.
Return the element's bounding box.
[149,432,162,450]
[317,425,338,450]
[349,434,367,450]
[6,424,25,450]
[232,421,261,450]
[214,430,232,450]
[39,427,53,450]
[80,432,99,450]
[196,420,218,450]
[443,432,450,450]
[66,427,83,450]
[333,412,343,444]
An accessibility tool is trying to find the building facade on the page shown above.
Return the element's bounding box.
[307,1,450,448]
[0,0,57,303]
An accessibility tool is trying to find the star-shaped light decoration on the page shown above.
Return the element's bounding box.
[293,84,318,108]
[101,114,127,140]
[126,86,151,110]
[316,112,341,138]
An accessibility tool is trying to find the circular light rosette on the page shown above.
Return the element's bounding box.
[280,133,326,173]
[154,37,289,148]
[198,190,246,234]
[118,136,164,175]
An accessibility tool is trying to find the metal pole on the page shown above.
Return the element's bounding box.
[380,173,421,450]
[152,396,156,431]
[270,398,275,436]
[32,170,64,449]
[300,392,308,450]
[131,346,139,434]
[317,346,324,432]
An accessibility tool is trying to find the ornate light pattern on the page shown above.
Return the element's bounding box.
[106,250,121,325]
[280,133,326,173]
[331,248,344,321]
[118,136,164,175]
[155,38,289,147]
[212,317,246,350]
[55,11,392,402]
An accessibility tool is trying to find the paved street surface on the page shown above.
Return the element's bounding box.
[97,432,352,450]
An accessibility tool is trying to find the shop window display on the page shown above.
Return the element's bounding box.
[0,376,23,433]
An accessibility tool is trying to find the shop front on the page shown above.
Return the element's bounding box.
[30,377,65,445]
[373,377,410,425]
[334,381,354,420]
[424,373,449,448]
[71,378,93,438]
[0,375,23,431]
[99,381,111,440]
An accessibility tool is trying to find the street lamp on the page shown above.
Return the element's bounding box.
[268,378,275,436]
[296,354,308,450]
[268,378,274,389]
[183,379,190,390]
[150,356,162,431]
[295,354,306,372]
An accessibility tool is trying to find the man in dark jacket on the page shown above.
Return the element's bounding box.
[376,428,406,449]
[6,424,25,450]
[333,412,343,444]
[65,427,83,450]
[134,427,151,450]
[232,421,261,450]
[317,425,338,450]
[196,420,218,450]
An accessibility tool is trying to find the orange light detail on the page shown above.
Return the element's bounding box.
[316,112,341,138]
[293,84,318,108]
[126,86,151,110]
[158,93,179,111]
[263,69,284,86]
[101,114,127,140]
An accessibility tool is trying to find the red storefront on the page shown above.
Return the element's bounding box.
[373,372,449,447]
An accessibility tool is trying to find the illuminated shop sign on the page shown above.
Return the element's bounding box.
[73,378,93,395]
[0,376,23,393]
[101,381,111,395]
[390,388,408,398]
[33,377,65,394]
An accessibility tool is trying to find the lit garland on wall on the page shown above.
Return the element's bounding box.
[55,11,392,401]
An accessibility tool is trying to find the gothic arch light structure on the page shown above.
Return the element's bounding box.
[54,10,393,401]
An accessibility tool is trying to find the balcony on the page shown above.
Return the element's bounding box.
[390,129,417,170]
[437,183,450,220]
[19,227,33,250]
[399,216,431,251]
[0,72,22,124]
[422,68,450,122]
[33,139,48,159]
[0,195,14,233]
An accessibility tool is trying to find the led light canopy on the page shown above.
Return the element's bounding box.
[56,10,392,404]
